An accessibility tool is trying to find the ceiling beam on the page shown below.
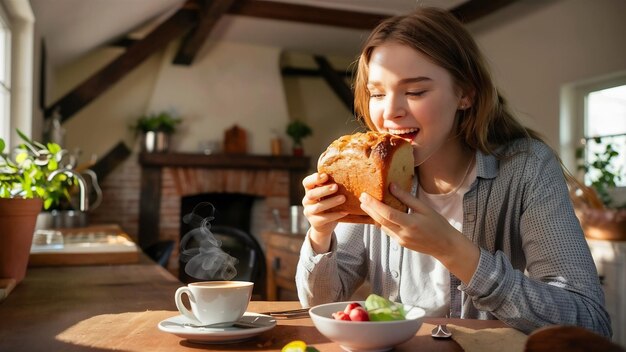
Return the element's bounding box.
[108,0,521,57]
[229,0,388,30]
[281,67,351,78]
[450,0,520,23]
[174,0,237,66]
[227,0,519,30]
[45,9,198,122]
[90,141,132,181]
[314,56,354,113]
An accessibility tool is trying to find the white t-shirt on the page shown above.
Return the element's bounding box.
[411,163,477,316]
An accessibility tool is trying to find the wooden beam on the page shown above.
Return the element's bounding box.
[229,0,388,30]
[44,9,198,122]
[313,56,354,112]
[90,141,132,181]
[227,0,520,30]
[138,166,163,249]
[174,0,237,65]
[281,67,352,78]
[450,0,520,23]
[110,37,138,48]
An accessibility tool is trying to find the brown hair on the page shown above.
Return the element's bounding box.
[354,7,541,155]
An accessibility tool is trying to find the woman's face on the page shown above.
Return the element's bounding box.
[367,42,466,166]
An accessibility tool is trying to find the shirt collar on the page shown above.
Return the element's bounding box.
[476,149,498,180]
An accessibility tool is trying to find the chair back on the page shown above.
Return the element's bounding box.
[144,240,175,268]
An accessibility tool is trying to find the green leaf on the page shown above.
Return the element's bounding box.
[0,138,5,153]
[47,142,62,154]
[15,152,28,164]
[48,158,58,171]
[16,128,33,145]
[364,294,406,321]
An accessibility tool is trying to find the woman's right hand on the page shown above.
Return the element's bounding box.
[301,172,347,253]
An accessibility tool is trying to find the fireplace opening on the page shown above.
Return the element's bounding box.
[180,193,257,233]
[178,193,266,298]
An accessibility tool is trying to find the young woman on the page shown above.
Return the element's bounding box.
[295,7,611,336]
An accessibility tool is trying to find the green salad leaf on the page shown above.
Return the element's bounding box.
[364,294,406,321]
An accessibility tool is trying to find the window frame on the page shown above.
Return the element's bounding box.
[0,2,11,146]
[561,72,626,172]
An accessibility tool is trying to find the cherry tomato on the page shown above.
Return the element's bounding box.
[343,302,362,314]
[349,307,370,321]
[332,311,351,321]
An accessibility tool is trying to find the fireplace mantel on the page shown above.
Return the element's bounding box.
[139,152,310,170]
[137,152,311,249]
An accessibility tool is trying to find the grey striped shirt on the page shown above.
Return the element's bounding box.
[296,138,612,337]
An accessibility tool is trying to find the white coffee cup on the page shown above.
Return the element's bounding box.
[175,281,253,325]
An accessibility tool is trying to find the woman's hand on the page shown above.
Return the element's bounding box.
[301,172,347,253]
[359,183,480,284]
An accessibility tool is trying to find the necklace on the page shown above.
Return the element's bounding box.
[421,155,475,200]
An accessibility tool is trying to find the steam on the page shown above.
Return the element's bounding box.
[179,202,238,280]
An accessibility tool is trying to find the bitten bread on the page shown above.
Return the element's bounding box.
[317,131,415,224]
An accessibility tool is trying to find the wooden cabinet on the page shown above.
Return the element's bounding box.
[262,231,305,301]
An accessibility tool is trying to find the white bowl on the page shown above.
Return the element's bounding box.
[309,301,425,352]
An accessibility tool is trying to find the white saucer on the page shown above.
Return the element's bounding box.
[158,312,276,344]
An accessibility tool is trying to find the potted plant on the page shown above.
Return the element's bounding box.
[286,120,312,156]
[0,130,70,284]
[132,110,182,153]
[571,137,626,241]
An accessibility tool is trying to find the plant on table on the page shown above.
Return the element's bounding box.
[0,129,77,284]
[0,129,73,209]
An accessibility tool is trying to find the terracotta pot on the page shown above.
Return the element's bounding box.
[0,198,43,283]
[292,146,304,156]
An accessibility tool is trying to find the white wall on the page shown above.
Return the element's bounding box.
[467,0,626,153]
[147,41,288,154]
[57,47,162,161]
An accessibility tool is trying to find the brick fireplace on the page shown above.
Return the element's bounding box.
[136,152,310,273]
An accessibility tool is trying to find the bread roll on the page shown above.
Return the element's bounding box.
[317,131,415,224]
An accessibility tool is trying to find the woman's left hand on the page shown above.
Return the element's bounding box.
[359,182,480,283]
[359,183,455,257]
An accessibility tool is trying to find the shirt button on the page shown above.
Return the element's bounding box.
[392,244,399,251]
[391,270,399,278]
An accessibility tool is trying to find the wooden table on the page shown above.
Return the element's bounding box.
[0,257,508,351]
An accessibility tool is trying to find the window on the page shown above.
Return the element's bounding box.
[0,4,10,145]
[561,73,626,207]
[582,85,626,187]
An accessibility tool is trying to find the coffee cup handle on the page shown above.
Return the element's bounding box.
[175,287,201,323]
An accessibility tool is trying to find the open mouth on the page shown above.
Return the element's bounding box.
[388,128,418,143]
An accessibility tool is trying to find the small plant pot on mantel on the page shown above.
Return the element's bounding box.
[292,145,304,157]
[142,131,170,153]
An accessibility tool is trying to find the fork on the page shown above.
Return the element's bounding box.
[259,307,310,318]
